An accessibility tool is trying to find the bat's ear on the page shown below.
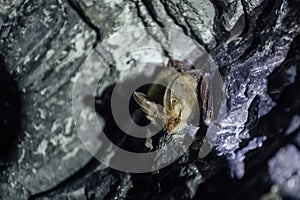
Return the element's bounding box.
[133,92,164,121]
[163,77,184,113]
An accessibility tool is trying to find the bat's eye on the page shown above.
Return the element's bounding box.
[174,117,179,122]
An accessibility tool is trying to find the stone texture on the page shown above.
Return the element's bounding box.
[0,0,299,199]
[0,0,96,199]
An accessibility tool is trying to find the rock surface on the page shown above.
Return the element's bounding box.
[0,0,299,199]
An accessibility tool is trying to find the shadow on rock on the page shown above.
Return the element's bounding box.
[0,54,22,170]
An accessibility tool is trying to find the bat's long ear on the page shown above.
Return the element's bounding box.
[133,92,165,122]
[163,77,184,112]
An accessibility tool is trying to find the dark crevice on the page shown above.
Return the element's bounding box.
[255,0,279,30]
[239,0,252,37]
[238,36,260,60]
[291,141,300,153]
[159,0,210,52]
[244,96,260,131]
[208,0,230,44]
[239,0,277,39]
[66,0,101,48]
[267,35,300,101]
[245,127,300,178]
[133,0,172,60]
[238,0,279,60]
[251,65,300,140]
[286,35,300,59]
[0,55,22,171]
[231,167,270,200]
[159,0,190,37]
[133,0,151,31]
[140,0,165,28]
[195,128,300,200]
[240,0,272,37]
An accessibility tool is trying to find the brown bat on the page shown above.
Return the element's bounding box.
[133,60,214,149]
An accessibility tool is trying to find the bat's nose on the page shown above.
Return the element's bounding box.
[165,123,174,133]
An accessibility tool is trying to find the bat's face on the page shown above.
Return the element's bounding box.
[133,65,198,134]
[133,92,187,134]
[162,96,184,133]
